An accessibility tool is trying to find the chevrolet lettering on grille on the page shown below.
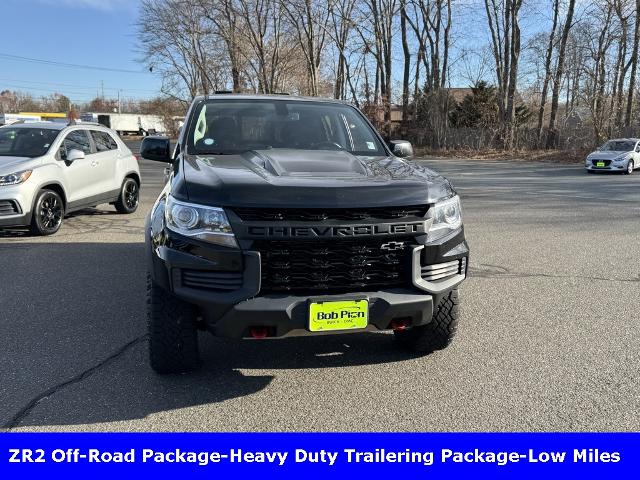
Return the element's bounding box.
[245,221,429,238]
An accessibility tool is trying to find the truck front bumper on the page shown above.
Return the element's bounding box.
[148,230,468,339]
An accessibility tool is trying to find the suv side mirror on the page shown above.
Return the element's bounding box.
[67,149,85,162]
[141,136,171,163]
[390,140,414,158]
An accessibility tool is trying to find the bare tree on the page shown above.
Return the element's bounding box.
[545,0,576,147]
[405,0,453,92]
[400,0,412,122]
[198,0,244,92]
[328,0,354,100]
[625,0,640,126]
[535,0,560,143]
[484,0,524,149]
[282,0,331,96]
[138,0,227,102]
[363,0,397,137]
[236,0,290,93]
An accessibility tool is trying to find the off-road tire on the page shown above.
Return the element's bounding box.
[115,177,139,214]
[395,289,459,353]
[148,276,200,373]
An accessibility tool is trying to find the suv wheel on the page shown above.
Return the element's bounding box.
[148,276,200,374]
[395,289,459,353]
[115,178,139,214]
[30,189,64,235]
[625,160,634,175]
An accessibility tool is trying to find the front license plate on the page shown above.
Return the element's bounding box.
[309,299,369,332]
[596,162,605,167]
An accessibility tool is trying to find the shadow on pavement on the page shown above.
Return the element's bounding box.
[1,241,417,429]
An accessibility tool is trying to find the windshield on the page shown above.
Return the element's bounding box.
[187,99,386,156]
[601,140,636,152]
[0,127,60,158]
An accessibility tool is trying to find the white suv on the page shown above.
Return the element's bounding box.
[0,121,140,235]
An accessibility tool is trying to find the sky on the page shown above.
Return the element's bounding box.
[0,0,561,107]
[1,0,161,105]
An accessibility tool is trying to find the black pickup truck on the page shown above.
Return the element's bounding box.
[141,94,469,373]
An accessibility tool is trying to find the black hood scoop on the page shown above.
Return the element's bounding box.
[244,149,368,177]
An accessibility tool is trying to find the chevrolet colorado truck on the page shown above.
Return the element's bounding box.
[141,94,469,373]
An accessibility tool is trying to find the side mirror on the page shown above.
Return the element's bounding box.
[67,149,85,162]
[140,136,171,163]
[390,140,414,158]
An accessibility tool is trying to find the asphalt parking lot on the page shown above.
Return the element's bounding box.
[1,149,639,432]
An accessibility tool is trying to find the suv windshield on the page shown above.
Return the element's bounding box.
[187,99,386,156]
[0,127,60,158]
[601,140,636,151]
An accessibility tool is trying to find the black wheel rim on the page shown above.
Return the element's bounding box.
[124,181,139,209]
[39,194,63,230]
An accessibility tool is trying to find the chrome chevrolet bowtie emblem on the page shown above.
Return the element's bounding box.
[380,241,406,251]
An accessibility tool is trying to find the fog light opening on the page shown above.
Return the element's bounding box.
[250,326,270,339]
[389,319,410,331]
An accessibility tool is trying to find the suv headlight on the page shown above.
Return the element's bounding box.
[429,195,462,239]
[0,170,32,186]
[165,196,237,248]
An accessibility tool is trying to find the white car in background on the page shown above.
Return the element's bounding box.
[0,122,140,235]
[585,138,639,174]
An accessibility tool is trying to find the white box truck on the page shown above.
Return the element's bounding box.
[91,113,166,136]
[0,113,42,125]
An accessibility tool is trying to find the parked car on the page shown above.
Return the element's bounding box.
[141,94,469,374]
[0,121,141,235]
[585,138,640,174]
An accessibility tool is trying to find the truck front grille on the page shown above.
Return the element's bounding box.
[255,238,413,293]
[0,200,20,216]
[232,205,428,222]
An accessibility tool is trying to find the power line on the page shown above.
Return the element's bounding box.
[0,77,157,93]
[0,52,147,74]
[0,83,108,97]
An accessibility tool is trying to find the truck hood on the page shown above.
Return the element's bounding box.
[180,149,455,208]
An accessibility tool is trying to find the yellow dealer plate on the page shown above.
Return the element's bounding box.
[308,299,369,332]
[596,162,605,167]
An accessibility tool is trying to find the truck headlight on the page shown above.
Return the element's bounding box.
[429,195,462,240]
[165,196,238,248]
[0,170,32,186]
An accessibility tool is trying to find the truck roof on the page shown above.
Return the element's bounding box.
[197,93,350,104]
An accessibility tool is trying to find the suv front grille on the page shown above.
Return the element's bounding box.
[232,206,428,222]
[255,238,414,293]
[0,200,20,216]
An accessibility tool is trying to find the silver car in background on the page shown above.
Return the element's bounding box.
[0,122,141,235]
[585,138,639,174]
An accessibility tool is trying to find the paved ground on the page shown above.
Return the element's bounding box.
[1,151,639,431]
